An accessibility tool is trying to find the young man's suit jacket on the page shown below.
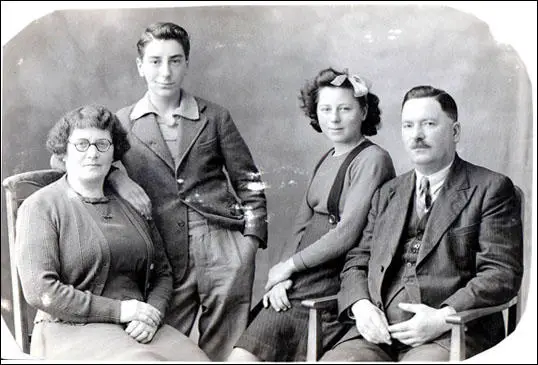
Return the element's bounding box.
[337,154,523,355]
[116,91,267,282]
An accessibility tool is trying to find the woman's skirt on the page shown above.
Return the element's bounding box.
[235,212,351,361]
[30,321,209,361]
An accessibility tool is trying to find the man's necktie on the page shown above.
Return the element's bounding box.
[417,176,432,218]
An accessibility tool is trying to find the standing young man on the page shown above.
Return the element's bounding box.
[109,22,267,361]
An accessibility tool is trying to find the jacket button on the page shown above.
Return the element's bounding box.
[328,214,337,224]
[177,221,185,228]
[177,178,184,184]
[149,263,154,270]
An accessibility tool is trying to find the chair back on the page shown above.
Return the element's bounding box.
[2,169,64,354]
[508,185,525,334]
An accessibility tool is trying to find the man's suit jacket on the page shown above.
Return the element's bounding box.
[337,154,523,355]
[115,91,267,282]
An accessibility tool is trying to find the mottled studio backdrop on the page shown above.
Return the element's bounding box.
[1,3,533,355]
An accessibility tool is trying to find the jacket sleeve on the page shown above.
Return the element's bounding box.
[291,148,395,271]
[15,198,121,323]
[217,109,268,246]
[145,220,173,316]
[441,176,524,311]
[337,187,382,321]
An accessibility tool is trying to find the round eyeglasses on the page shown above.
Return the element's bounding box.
[68,139,113,152]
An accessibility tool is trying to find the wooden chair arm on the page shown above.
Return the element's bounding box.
[301,295,338,361]
[446,297,518,325]
[301,294,338,310]
[447,297,518,361]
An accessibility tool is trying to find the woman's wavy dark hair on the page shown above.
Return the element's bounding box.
[299,67,381,136]
[46,104,130,161]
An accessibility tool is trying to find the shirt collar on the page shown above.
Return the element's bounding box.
[130,90,200,122]
[415,157,454,196]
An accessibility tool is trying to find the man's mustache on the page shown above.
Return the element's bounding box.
[411,141,430,149]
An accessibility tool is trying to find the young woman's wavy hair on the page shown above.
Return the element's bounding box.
[299,67,381,136]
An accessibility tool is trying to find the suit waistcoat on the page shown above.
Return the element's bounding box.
[383,197,432,325]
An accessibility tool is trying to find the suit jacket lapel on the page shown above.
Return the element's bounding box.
[175,113,208,171]
[131,115,175,170]
[380,172,415,264]
[417,155,472,266]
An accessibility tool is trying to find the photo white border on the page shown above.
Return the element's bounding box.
[1,2,536,363]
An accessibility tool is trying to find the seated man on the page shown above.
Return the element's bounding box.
[321,85,523,361]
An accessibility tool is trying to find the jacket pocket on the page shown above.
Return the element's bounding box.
[196,136,217,150]
[447,223,479,268]
[447,223,480,237]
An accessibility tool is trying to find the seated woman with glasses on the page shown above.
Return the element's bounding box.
[15,105,209,361]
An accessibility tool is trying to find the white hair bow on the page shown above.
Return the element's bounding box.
[330,71,372,97]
